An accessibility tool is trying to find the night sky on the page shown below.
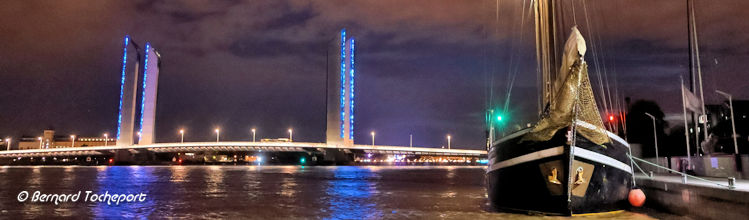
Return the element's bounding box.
[1,0,748,150]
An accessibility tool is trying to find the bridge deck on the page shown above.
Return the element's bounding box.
[0,142,487,158]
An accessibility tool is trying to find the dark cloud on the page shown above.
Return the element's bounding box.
[263,6,317,30]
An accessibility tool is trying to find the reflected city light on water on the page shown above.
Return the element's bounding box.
[93,167,156,219]
[325,166,381,219]
[0,166,664,219]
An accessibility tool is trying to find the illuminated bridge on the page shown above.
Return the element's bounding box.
[0,142,487,165]
[2,30,488,165]
[0,142,485,158]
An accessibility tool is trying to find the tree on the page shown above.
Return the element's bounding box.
[626,100,668,157]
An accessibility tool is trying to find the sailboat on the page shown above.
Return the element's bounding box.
[486,0,633,215]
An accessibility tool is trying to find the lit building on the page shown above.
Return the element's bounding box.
[705,100,749,154]
[17,130,115,150]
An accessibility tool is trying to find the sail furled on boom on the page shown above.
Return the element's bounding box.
[523,26,609,145]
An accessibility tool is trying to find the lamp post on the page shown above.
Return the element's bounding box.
[447,135,451,150]
[104,133,109,146]
[179,129,184,143]
[251,128,256,142]
[409,134,413,147]
[371,131,375,146]
[288,129,293,142]
[38,137,43,149]
[215,128,220,142]
[644,113,659,166]
[716,90,739,154]
[70,135,76,148]
[5,138,11,151]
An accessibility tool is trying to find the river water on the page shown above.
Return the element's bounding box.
[0,166,675,219]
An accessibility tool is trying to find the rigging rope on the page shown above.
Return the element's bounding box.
[503,0,532,116]
[581,0,615,130]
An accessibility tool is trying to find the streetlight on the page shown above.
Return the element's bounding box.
[38,137,43,149]
[215,128,220,142]
[644,113,659,167]
[371,131,375,146]
[179,129,185,143]
[716,90,739,154]
[409,134,413,147]
[251,128,256,142]
[288,129,293,142]
[447,135,452,149]
[5,138,11,151]
[103,133,109,146]
[70,135,76,148]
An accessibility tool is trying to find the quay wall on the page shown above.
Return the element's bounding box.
[638,177,749,220]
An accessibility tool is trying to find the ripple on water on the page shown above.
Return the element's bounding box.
[0,166,676,219]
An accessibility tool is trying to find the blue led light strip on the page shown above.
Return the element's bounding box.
[339,29,347,138]
[138,43,151,137]
[116,35,129,140]
[349,38,355,140]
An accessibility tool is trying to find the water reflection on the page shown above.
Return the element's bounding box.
[20,166,43,218]
[324,166,381,219]
[0,166,668,219]
[205,166,226,198]
[92,166,156,219]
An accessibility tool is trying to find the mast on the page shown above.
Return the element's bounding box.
[535,0,559,115]
[686,0,698,155]
[690,0,709,143]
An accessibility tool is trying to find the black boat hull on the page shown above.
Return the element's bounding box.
[487,126,632,215]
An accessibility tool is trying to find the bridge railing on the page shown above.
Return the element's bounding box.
[0,142,487,157]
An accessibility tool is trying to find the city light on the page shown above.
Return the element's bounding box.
[288,129,293,142]
[103,133,108,146]
[179,129,184,143]
[139,43,151,136]
[116,35,129,140]
[447,135,451,149]
[339,28,347,138]
[251,128,256,142]
[215,128,220,142]
[70,135,76,147]
[5,138,10,151]
[371,131,375,146]
[349,37,356,140]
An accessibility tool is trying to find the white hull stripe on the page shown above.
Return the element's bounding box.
[572,146,632,174]
[574,120,629,148]
[487,146,564,173]
[489,128,531,160]
[491,128,531,147]
[487,146,633,175]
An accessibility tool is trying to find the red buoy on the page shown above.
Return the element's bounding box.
[629,188,646,207]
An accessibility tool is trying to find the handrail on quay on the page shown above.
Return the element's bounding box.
[628,154,736,190]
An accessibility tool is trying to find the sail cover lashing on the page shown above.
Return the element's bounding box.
[523,26,610,145]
